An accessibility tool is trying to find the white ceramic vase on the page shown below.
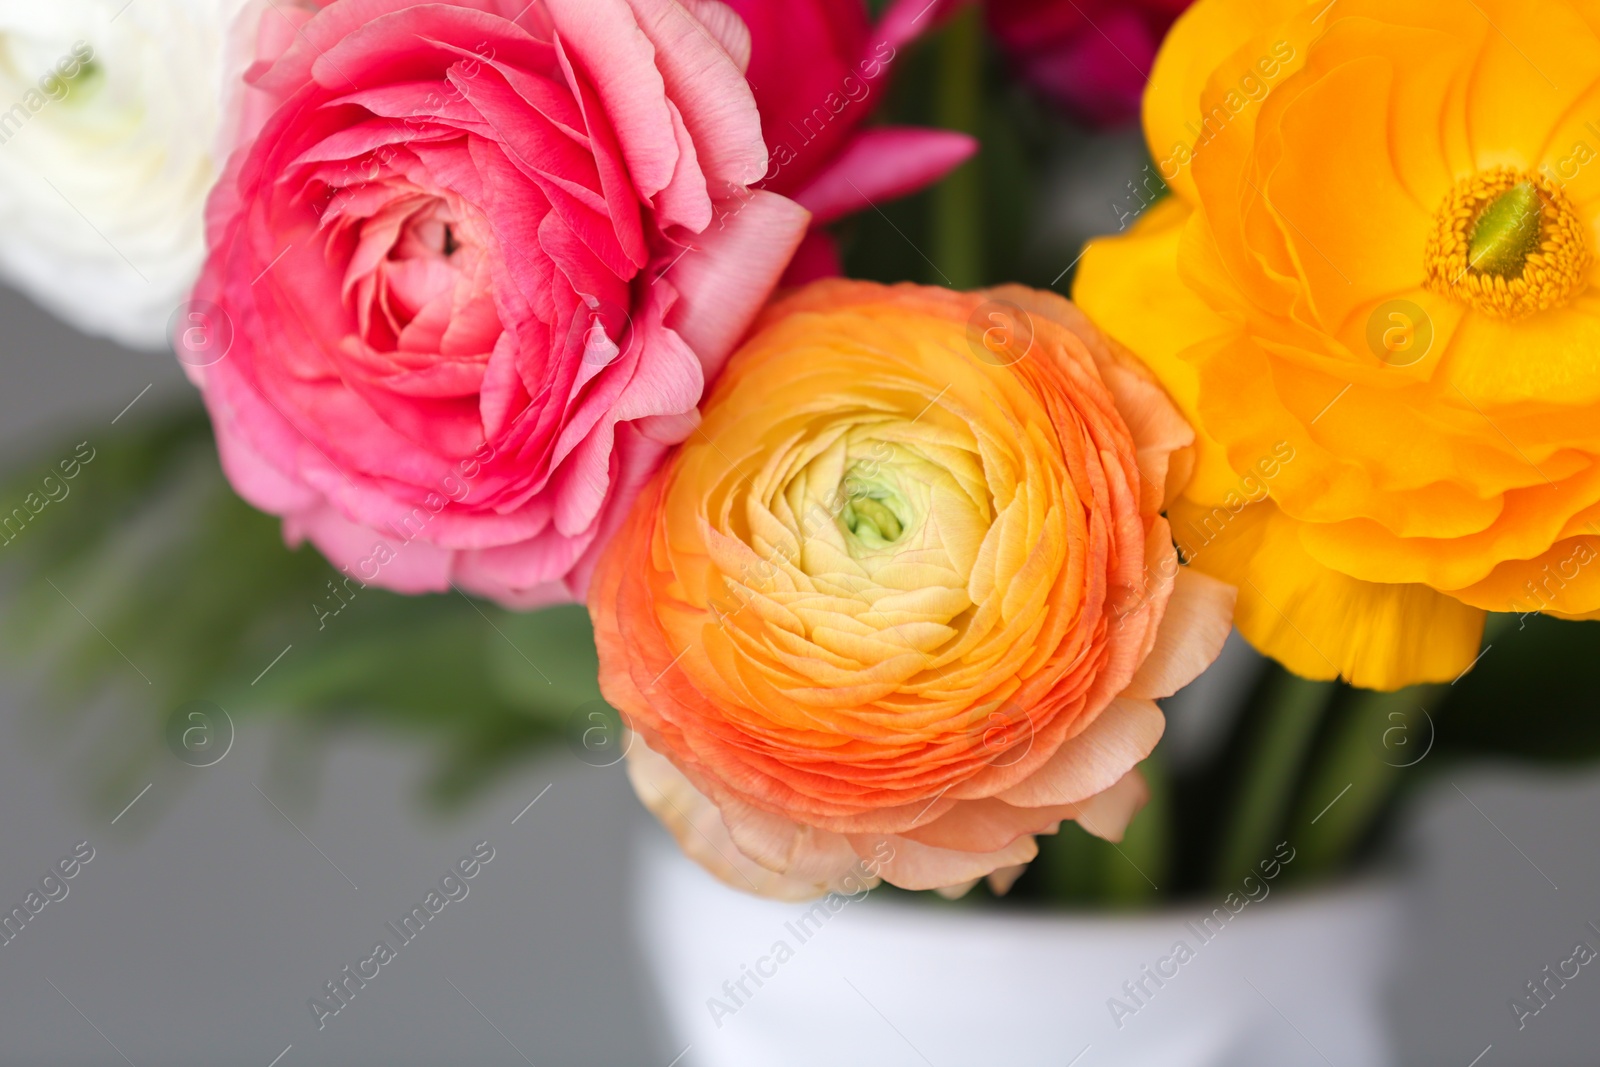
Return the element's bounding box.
[633,829,1402,1067]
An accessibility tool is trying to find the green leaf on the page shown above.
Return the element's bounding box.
[1103,752,1168,908]
[1,406,584,810]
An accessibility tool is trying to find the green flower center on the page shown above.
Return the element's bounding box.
[1468,181,1542,278]
[839,477,905,547]
[1423,167,1591,319]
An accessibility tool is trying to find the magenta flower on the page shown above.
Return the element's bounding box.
[987,0,1192,126]
[723,0,978,279]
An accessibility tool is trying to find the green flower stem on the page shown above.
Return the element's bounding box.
[932,4,983,289]
[1288,684,1448,881]
[1039,822,1104,905]
[1103,752,1168,908]
[1483,611,1521,643]
[1212,672,1337,890]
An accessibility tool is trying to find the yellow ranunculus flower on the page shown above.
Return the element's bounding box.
[1076,0,1600,690]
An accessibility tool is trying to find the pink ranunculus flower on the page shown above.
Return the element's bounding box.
[987,0,1192,126]
[189,0,810,606]
[723,0,977,281]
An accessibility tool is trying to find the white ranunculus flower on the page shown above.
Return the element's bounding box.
[0,0,247,349]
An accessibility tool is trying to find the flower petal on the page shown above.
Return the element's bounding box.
[995,696,1166,808]
[1171,497,1486,691]
[852,831,1039,893]
[678,0,752,72]
[896,797,1084,853]
[1123,567,1238,699]
[1070,767,1150,844]
[619,0,767,188]
[793,127,977,226]
[627,739,866,900]
[664,189,811,377]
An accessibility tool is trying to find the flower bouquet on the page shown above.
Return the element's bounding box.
[6,0,1600,1062]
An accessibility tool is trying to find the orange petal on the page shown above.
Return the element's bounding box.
[896,796,1086,853]
[851,832,1039,893]
[986,863,1029,897]
[1070,768,1151,845]
[1123,567,1238,699]
[719,795,865,885]
[934,878,981,901]
[627,740,866,901]
[994,696,1166,807]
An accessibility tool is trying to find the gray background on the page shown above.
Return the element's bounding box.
[1,265,1599,1065]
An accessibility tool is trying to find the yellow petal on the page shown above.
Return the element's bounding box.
[1074,197,1240,504]
[1458,0,1600,173]
[1171,496,1485,690]
[1449,534,1600,616]
[1143,0,1311,204]
[1444,296,1600,410]
[1259,56,1433,331]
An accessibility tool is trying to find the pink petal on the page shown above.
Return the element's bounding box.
[721,0,867,197]
[664,188,810,378]
[548,36,650,268]
[618,0,768,190]
[478,330,527,441]
[286,501,456,595]
[293,3,538,98]
[547,416,617,537]
[541,0,681,200]
[793,126,977,226]
[652,96,713,233]
[204,375,325,516]
[874,0,963,52]
[609,300,705,423]
[451,564,573,609]
[451,63,641,276]
[455,422,668,601]
[678,0,752,73]
[634,408,700,444]
[454,514,594,592]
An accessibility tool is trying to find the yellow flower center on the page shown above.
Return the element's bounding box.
[1424,167,1590,319]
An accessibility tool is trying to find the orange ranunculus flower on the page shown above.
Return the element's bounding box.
[588,281,1235,899]
[1075,0,1600,691]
